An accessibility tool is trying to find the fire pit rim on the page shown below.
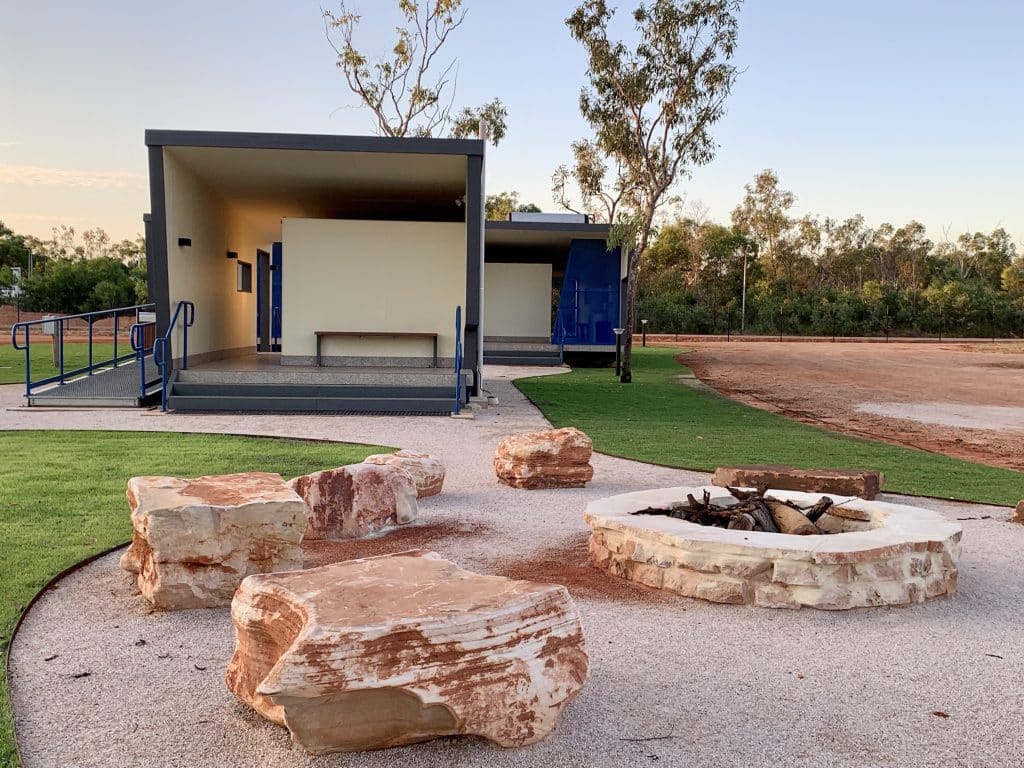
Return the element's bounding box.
[583,485,962,562]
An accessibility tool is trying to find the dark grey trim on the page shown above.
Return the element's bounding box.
[486,220,611,235]
[145,129,485,157]
[464,154,484,395]
[145,146,171,336]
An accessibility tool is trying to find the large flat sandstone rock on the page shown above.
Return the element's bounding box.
[120,472,306,610]
[287,463,417,540]
[712,465,884,499]
[494,427,594,490]
[226,550,588,754]
[363,450,445,498]
[1012,501,1024,524]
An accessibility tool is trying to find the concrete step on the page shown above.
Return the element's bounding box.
[171,382,453,399]
[167,393,456,414]
[483,341,559,353]
[483,354,563,366]
[177,367,469,388]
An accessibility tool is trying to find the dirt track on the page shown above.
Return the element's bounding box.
[674,341,1024,471]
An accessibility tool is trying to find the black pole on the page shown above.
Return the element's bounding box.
[615,334,622,376]
[642,326,647,347]
[831,309,836,343]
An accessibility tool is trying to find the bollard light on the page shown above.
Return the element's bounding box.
[613,327,625,376]
[641,318,649,347]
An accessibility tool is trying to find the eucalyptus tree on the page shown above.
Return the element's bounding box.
[324,1,507,144]
[561,0,741,380]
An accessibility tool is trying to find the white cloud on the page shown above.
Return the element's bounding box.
[0,142,19,148]
[0,163,144,189]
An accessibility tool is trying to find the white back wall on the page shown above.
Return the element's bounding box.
[483,262,552,339]
[281,218,467,359]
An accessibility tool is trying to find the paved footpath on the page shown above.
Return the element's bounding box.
[5,368,1022,768]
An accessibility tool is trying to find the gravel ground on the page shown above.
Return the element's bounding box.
[6,367,1024,768]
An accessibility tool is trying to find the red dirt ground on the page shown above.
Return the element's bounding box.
[670,341,1024,472]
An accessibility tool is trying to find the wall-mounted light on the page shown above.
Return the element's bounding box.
[226,251,238,259]
[269,264,278,272]
[178,237,192,247]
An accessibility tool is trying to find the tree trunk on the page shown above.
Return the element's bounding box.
[620,208,656,384]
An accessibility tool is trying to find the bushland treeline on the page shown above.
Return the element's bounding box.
[636,170,1024,338]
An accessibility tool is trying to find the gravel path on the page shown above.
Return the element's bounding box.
[6,368,1024,768]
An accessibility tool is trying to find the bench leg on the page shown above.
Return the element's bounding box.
[433,337,438,368]
[316,337,322,367]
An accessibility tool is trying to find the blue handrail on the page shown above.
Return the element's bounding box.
[129,321,157,400]
[10,303,155,400]
[453,305,463,415]
[153,300,195,412]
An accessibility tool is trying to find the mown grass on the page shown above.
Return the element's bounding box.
[0,341,121,386]
[516,346,1023,506]
[0,431,392,767]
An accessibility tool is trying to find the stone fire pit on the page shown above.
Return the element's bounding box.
[584,486,962,610]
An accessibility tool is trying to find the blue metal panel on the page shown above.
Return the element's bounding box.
[271,242,283,344]
[553,240,621,345]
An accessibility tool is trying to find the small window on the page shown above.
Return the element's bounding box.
[236,261,252,293]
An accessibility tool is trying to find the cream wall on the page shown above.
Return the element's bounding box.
[484,263,552,339]
[163,151,260,360]
[281,219,466,361]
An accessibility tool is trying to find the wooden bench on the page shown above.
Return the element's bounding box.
[314,331,439,368]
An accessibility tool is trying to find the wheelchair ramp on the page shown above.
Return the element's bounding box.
[28,357,160,407]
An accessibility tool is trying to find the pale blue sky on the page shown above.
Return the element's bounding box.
[1,1,1021,244]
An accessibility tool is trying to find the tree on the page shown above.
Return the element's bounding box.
[485,191,541,221]
[731,169,796,280]
[324,1,507,144]
[551,139,635,224]
[564,0,741,381]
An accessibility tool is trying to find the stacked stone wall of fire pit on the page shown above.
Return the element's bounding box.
[585,486,962,610]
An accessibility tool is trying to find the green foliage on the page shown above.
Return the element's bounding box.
[324,1,507,145]
[485,191,542,221]
[0,431,393,766]
[515,347,1024,505]
[20,257,146,313]
[637,170,1024,337]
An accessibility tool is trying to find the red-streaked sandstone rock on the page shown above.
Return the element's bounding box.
[119,472,306,610]
[711,465,884,499]
[493,427,594,490]
[226,550,588,754]
[287,463,417,540]
[363,450,445,498]
[1012,501,1024,524]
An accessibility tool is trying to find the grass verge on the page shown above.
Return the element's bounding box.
[516,347,1023,506]
[0,430,391,767]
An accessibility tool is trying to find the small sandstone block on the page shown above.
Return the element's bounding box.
[120,472,306,610]
[288,463,417,540]
[662,568,750,604]
[363,450,445,498]
[1012,501,1024,524]
[711,465,884,499]
[494,427,594,490]
[226,550,588,754]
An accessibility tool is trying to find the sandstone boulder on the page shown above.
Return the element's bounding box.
[363,450,445,498]
[287,463,417,540]
[226,550,588,754]
[494,427,594,490]
[712,465,884,499]
[1012,501,1024,524]
[120,472,306,610]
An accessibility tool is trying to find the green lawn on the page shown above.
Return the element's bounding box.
[0,431,392,767]
[516,346,1023,506]
[0,341,122,386]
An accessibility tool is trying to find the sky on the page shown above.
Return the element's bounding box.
[1,0,1022,245]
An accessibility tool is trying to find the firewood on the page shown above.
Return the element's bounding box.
[804,497,834,523]
[765,501,820,535]
[727,512,756,531]
[747,500,779,533]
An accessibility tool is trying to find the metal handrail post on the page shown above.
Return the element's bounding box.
[113,310,119,367]
[453,306,463,415]
[87,317,94,374]
[57,320,65,384]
